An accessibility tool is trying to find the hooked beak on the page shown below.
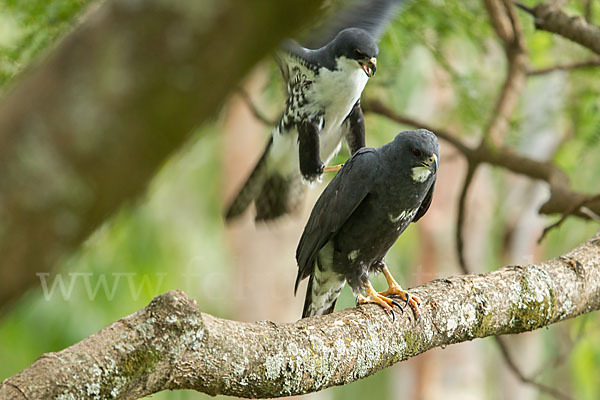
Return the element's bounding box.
[421,154,438,174]
[359,57,377,77]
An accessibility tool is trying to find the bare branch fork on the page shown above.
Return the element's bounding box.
[1,233,599,399]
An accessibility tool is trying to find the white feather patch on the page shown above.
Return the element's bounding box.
[348,249,360,262]
[310,269,345,315]
[411,166,432,183]
[310,57,369,162]
[388,208,418,224]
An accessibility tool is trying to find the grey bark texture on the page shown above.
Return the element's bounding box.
[0,0,322,313]
[2,232,599,399]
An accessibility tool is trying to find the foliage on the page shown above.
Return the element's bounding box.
[0,0,90,88]
[1,0,600,399]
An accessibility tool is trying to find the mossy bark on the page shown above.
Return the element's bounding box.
[2,232,599,399]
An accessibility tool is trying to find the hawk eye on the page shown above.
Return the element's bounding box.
[411,148,423,157]
[354,49,364,58]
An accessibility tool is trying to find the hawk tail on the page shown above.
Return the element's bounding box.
[224,145,270,222]
[225,141,305,222]
[301,274,342,318]
[254,173,305,221]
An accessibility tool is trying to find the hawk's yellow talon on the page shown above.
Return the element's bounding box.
[323,164,343,173]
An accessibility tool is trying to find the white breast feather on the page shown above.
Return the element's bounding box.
[309,57,368,162]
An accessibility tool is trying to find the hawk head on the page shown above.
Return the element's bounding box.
[386,129,440,183]
[329,28,378,77]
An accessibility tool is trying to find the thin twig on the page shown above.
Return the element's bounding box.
[362,99,472,155]
[539,193,600,242]
[580,206,600,222]
[531,349,571,380]
[528,59,600,75]
[456,163,478,274]
[495,337,573,400]
[531,311,590,379]
[502,0,526,49]
[513,1,535,15]
[365,97,600,222]
[483,0,528,146]
[236,88,278,126]
[584,0,593,23]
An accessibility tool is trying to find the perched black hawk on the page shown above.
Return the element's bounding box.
[295,129,439,320]
[225,0,409,222]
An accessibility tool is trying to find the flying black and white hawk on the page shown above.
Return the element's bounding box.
[296,129,439,320]
[225,0,410,222]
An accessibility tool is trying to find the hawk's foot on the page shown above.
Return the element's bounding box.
[357,281,404,322]
[379,264,421,322]
[382,289,421,323]
[323,164,343,173]
[301,163,325,183]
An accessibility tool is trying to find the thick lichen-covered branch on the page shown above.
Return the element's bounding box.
[0,0,322,313]
[1,233,599,399]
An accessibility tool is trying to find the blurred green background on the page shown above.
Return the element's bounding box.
[1,0,599,399]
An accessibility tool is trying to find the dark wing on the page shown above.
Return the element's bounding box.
[412,177,436,222]
[295,148,380,292]
[301,0,409,49]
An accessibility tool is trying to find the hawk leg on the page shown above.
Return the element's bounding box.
[344,100,366,155]
[298,120,325,181]
[378,264,421,322]
[356,281,404,322]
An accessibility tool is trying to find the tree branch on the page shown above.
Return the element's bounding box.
[1,233,599,399]
[494,336,572,400]
[539,193,600,242]
[528,59,600,75]
[516,1,600,55]
[0,0,322,313]
[484,0,528,146]
[363,100,600,220]
[456,163,479,274]
[584,0,593,23]
[236,87,278,126]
